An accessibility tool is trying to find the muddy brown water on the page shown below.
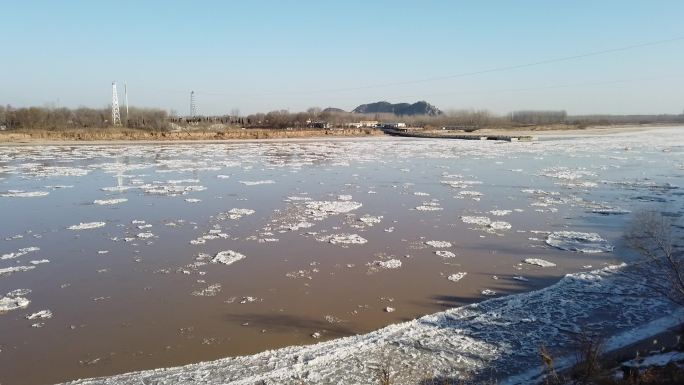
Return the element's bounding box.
[0,136,682,385]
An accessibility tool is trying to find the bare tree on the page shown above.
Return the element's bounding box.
[625,209,684,306]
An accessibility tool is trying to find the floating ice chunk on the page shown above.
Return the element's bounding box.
[101,186,134,192]
[286,196,312,201]
[384,307,395,313]
[283,222,315,231]
[0,296,30,311]
[26,310,53,320]
[425,240,452,248]
[512,276,530,282]
[415,205,443,211]
[523,258,556,267]
[216,175,231,179]
[93,198,127,205]
[319,233,368,245]
[481,289,497,296]
[137,232,154,239]
[239,180,275,186]
[546,231,614,253]
[489,221,512,231]
[490,210,512,216]
[227,208,256,219]
[311,332,322,339]
[358,215,383,225]
[447,272,467,282]
[212,250,246,266]
[6,288,31,297]
[370,259,402,269]
[435,251,456,258]
[1,190,49,198]
[413,192,430,196]
[415,199,442,211]
[461,216,491,226]
[458,191,483,197]
[240,296,258,304]
[1,246,40,260]
[590,207,631,215]
[337,195,353,201]
[0,265,36,276]
[185,198,202,203]
[192,283,221,297]
[306,201,363,215]
[68,222,106,230]
[539,167,596,180]
[30,259,50,265]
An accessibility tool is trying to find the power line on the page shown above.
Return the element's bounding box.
[262,35,684,96]
[382,75,684,100]
[149,35,684,99]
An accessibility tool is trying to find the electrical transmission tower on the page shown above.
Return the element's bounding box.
[190,91,198,117]
[111,81,122,126]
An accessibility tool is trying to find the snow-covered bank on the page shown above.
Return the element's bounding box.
[59,264,676,385]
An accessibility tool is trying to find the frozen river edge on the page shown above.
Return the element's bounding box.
[59,264,677,385]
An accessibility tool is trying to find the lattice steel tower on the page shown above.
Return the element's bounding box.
[190,91,198,117]
[111,81,122,126]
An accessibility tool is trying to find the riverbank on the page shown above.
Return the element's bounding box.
[0,124,680,146]
[0,127,383,144]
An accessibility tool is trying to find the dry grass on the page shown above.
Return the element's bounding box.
[0,127,383,143]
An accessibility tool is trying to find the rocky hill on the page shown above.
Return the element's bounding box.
[352,101,441,116]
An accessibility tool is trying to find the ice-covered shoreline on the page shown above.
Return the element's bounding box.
[58,264,675,385]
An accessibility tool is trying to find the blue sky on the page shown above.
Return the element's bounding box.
[2,0,683,115]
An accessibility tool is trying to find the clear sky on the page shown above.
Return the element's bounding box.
[2,0,683,116]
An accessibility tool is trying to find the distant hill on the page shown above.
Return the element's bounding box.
[322,107,346,113]
[352,101,441,116]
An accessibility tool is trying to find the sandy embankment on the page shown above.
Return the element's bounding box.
[0,127,383,146]
[0,124,681,146]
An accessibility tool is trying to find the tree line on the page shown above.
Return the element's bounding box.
[2,104,683,131]
[0,105,169,130]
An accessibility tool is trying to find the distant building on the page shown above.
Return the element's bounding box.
[310,121,330,129]
[381,122,407,129]
[347,120,379,128]
[359,120,379,127]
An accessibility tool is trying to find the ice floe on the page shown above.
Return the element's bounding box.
[68,222,106,230]
[489,221,512,231]
[369,259,402,269]
[317,233,368,245]
[435,251,457,258]
[239,180,275,186]
[0,265,36,276]
[461,216,491,226]
[1,190,49,197]
[447,272,467,282]
[490,210,512,216]
[26,310,53,320]
[212,250,246,266]
[425,240,452,248]
[93,198,128,205]
[523,258,556,268]
[0,296,30,312]
[227,208,256,219]
[1,246,40,260]
[546,231,614,253]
